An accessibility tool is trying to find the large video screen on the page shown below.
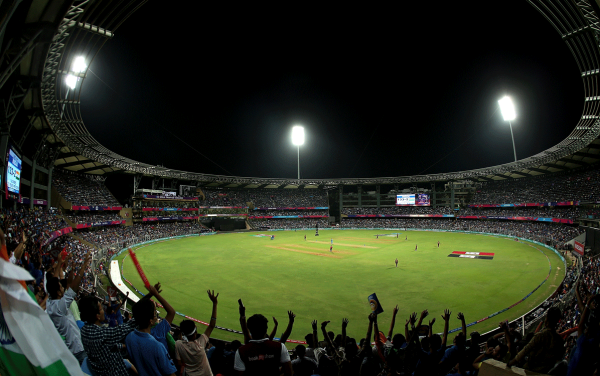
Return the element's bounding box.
[396,193,430,206]
[6,148,21,194]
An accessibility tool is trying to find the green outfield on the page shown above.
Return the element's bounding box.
[113,229,565,346]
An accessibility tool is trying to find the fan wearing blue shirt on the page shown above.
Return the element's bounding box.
[126,284,177,376]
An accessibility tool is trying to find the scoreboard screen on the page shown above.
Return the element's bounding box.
[6,147,21,194]
[396,193,430,206]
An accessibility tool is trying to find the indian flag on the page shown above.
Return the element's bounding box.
[0,246,84,375]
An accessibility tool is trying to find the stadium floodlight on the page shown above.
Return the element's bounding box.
[498,96,516,121]
[498,96,517,162]
[65,74,77,89]
[72,56,87,73]
[292,126,304,180]
[292,126,305,146]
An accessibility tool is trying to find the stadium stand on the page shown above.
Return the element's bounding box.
[470,167,600,205]
[202,188,328,207]
[53,169,121,207]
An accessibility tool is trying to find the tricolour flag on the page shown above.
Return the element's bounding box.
[0,244,84,375]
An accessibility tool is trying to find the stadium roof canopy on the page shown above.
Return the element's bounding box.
[7,0,600,188]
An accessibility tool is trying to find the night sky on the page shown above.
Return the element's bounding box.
[80,1,583,186]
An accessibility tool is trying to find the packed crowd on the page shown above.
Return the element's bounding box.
[134,200,199,209]
[340,218,583,245]
[53,169,121,207]
[250,218,330,230]
[250,210,328,217]
[1,206,68,246]
[470,167,600,204]
[67,212,123,225]
[343,207,454,215]
[458,207,581,219]
[202,188,329,207]
[77,222,210,248]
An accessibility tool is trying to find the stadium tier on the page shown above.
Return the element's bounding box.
[53,169,121,208]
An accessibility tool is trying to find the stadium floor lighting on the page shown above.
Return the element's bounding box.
[292,125,304,180]
[498,96,517,162]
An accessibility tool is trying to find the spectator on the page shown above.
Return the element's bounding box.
[174,290,219,376]
[291,345,317,376]
[234,314,292,375]
[126,284,177,376]
[508,306,565,373]
[78,294,138,376]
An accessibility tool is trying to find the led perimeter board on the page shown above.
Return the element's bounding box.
[6,147,21,194]
[396,193,430,206]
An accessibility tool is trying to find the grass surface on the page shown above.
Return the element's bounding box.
[113,229,565,346]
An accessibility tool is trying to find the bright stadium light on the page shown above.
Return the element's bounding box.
[291,126,304,180]
[498,96,516,121]
[65,74,77,89]
[498,96,517,162]
[72,56,87,73]
[292,126,305,146]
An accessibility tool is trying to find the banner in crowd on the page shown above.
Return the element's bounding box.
[253,207,329,210]
[42,227,73,246]
[457,215,574,224]
[198,206,247,209]
[142,207,198,212]
[249,215,328,219]
[76,220,126,229]
[142,216,199,221]
[143,194,198,201]
[468,201,578,208]
[574,241,585,256]
[346,214,454,218]
[72,205,123,211]
[19,197,47,206]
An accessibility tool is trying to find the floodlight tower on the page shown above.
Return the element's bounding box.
[498,96,517,162]
[63,56,86,115]
[291,125,305,180]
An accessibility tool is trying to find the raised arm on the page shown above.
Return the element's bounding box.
[204,290,219,338]
[238,299,251,344]
[269,317,278,341]
[457,312,466,337]
[428,317,436,338]
[13,231,27,260]
[499,321,514,358]
[387,304,399,341]
[279,311,296,344]
[362,313,375,353]
[575,280,585,313]
[146,282,176,324]
[341,318,349,346]
[69,253,91,293]
[321,321,341,360]
[441,309,451,348]
[578,294,595,337]
[311,320,318,348]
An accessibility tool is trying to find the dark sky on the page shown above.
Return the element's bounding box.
[81,1,582,184]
